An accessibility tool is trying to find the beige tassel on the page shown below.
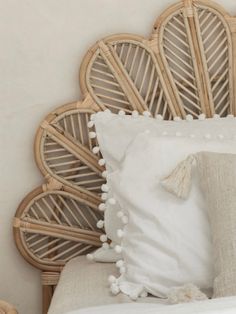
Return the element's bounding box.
[161,154,196,199]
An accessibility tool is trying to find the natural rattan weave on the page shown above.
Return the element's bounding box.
[13,1,236,313]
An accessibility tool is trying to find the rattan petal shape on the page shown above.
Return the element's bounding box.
[35,101,105,201]
[14,187,102,271]
[13,1,236,313]
[153,0,235,117]
[79,34,177,118]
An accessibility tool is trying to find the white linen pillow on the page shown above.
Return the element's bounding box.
[106,131,236,299]
[89,111,236,261]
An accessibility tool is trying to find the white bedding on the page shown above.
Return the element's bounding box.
[67,297,236,314]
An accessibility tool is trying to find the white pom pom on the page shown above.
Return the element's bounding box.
[86,253,94,261]
[204,133,211,139]
[101,193,108,201]
[115,245,122,253]
[96,220,104,229]
[104,109,111,114]
[175,132,182,137]
[218,134,224,140]
[213,114,220,120]
[100,234,108,242]
[198,113,206,120]
[98,203,106,211]
[117,211,124,218]
[90,113,96,121]
[101,184,109,192]
[102,170,108,178]
[122,215,129,224]
[110,283,120,295]
[98,159,106,166]
[102,242,110,250]
[89,132,97,139]
[156,114,163,121]
[108,275,117,284]
[143,111,151,117]
[116,260,124,268]
[108,198,116,205]
[130,292,138,301]
[119,266,126,274]
[162,131,168,136]
[186,114,193,121]
[174,116,181,122]
[118,110,125,116]
[117,229,124,238]
[132,110,139,117]
[140,291,148,298]
[227,114,234,118]
[87,120,95,128]
[92,146,100,154]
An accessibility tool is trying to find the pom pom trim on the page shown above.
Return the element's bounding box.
[89,132,97,139]
[92,146,100,154]
[96,220,104,229]
[87,120,95,128]
[118,110,126,116]
[132,110,139,117]
[98,203,106,211]
[86,253,94,261]
[100,234,108,242]
[98,159,106,166]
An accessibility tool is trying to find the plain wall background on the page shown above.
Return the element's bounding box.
[1,0,236,313]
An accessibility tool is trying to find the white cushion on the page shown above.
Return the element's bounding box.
[107,130,236,299]
[92,111,236,262]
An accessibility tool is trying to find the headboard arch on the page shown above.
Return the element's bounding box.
[34,101,105,203]
[79,34,177,118]
[14,186,102,272]
[13,1,236,311]
[152,0,235,117]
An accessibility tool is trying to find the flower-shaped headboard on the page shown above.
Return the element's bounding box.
[13,0,236,312]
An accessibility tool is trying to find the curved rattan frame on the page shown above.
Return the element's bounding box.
[13,1,236,313]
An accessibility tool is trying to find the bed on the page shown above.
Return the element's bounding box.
[12,0,236,313]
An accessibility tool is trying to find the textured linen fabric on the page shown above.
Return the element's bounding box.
[48,256,167,314]
[107,132,236,298]
[67,296,236,314]
[93,112,236,261]
[196,152,236,298]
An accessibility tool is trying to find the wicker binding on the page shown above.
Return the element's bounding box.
[13,0,236,313]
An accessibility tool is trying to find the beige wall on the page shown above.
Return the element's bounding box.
[1,0,236,313]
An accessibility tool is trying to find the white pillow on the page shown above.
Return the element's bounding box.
[107,130,236,299]
[90,111,236,262]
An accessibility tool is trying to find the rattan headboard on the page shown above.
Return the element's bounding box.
[13,0,236,312]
